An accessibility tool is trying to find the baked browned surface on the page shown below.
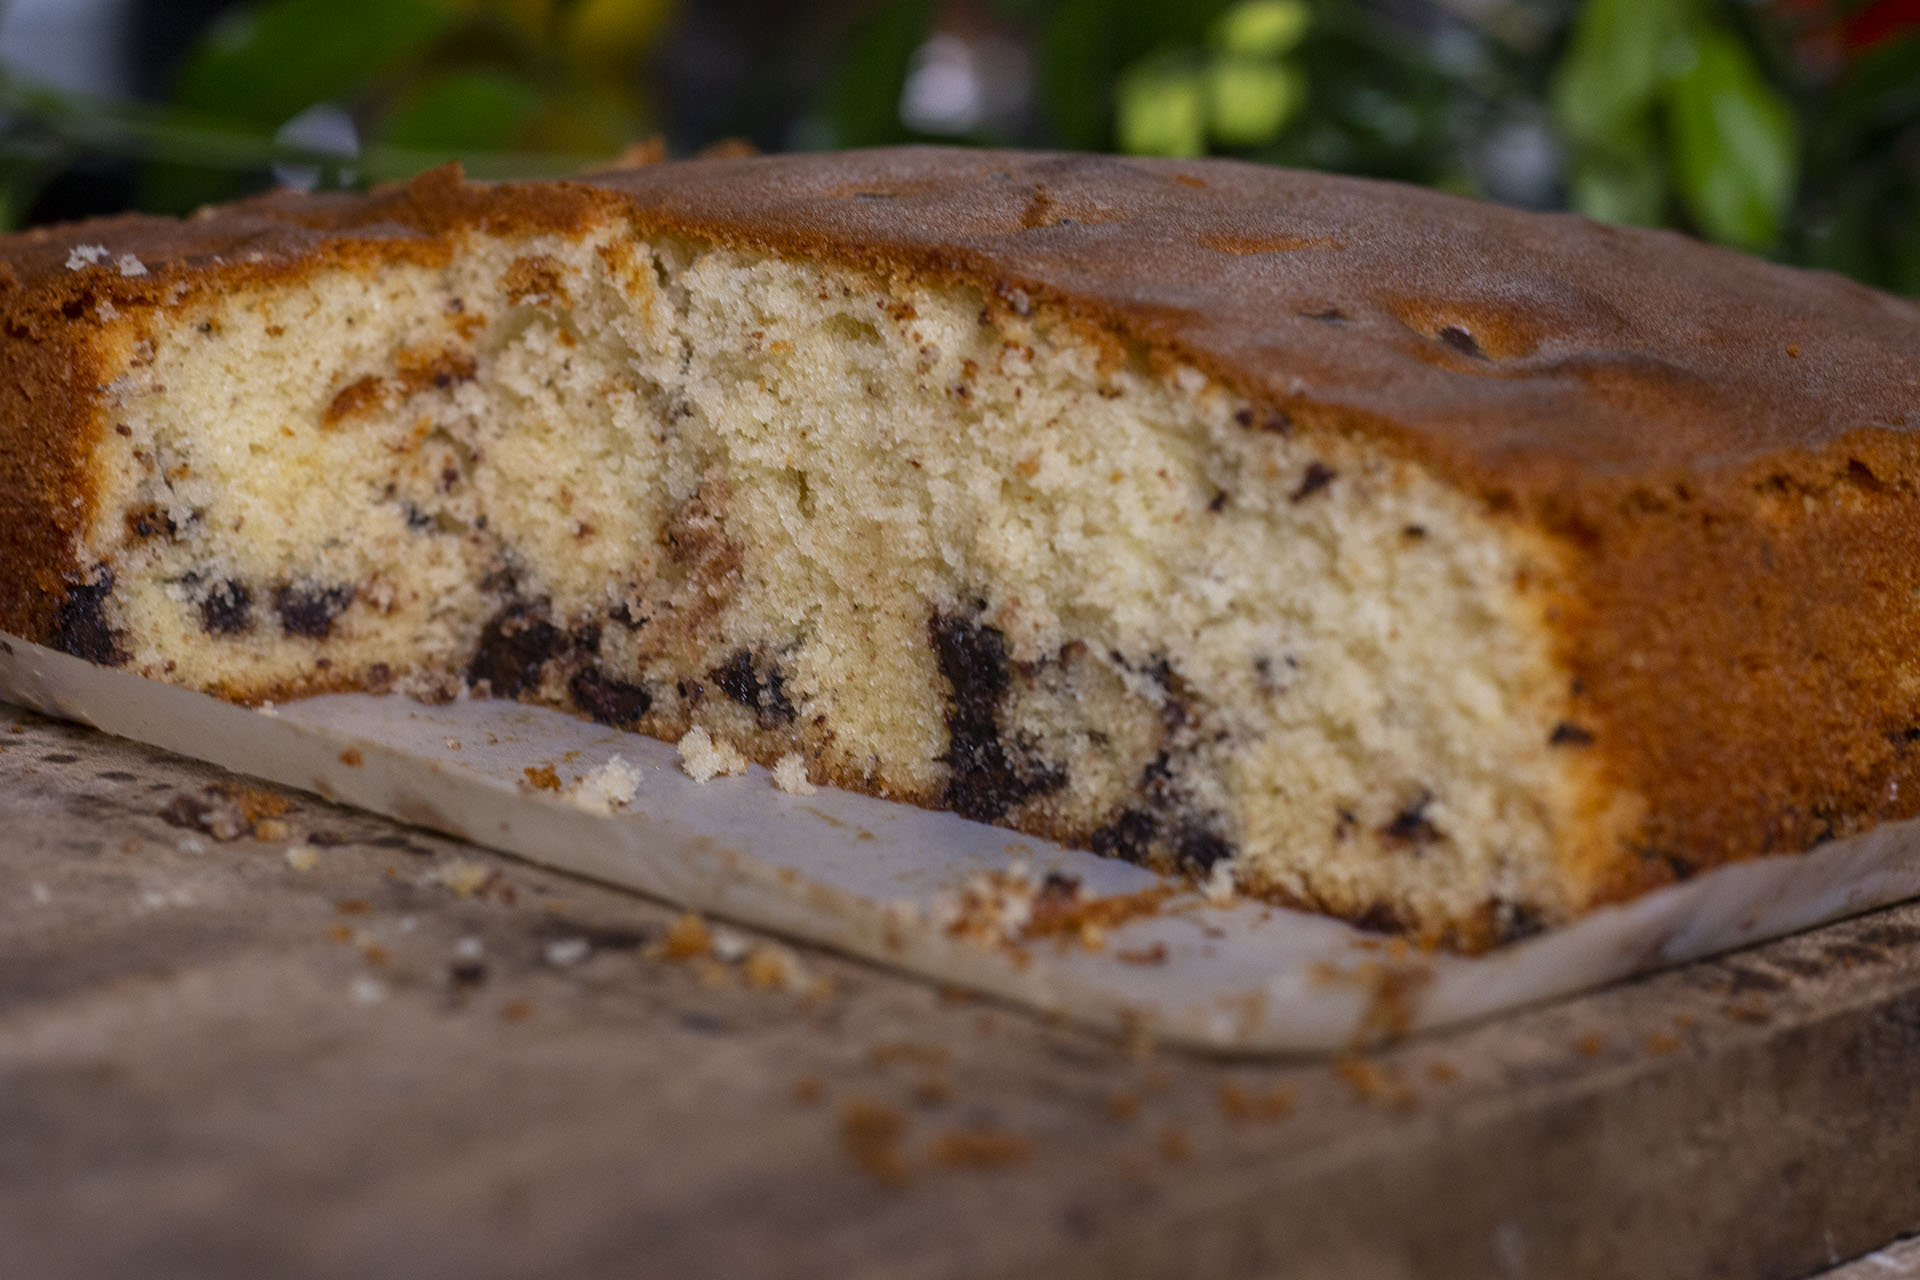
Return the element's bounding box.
[5,149,1920,938]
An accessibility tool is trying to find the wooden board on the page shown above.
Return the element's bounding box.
[4,700,1920,1279]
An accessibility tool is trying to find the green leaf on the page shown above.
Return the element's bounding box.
[1666,27,1798,251]
[1116,53,1206,157]
[1567,142,1667,227]
[1210,0,1309,59]
[170,0,455,131]
[1550,0,1681,152]
[378,68,545,160]
[817,0,933,148]
[1204,55,1304,148]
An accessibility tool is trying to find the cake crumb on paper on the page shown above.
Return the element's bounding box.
[563,754,641,814]
[772,753,817,795]
[677,726,746,782]
[284,843,319,872]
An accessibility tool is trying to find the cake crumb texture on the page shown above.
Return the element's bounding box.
[4,149,1919,948]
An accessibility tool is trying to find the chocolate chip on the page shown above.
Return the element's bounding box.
[1548,721,1594,746]
[1289,462,1336,502]
[1173,824,1233,873]
[1302,307,1347,323]
[569,668,652,729]
[1490,899,1548,945]
[1381,790,1439,844]
[274,583,353,639]
[468,604,567,698]
[199,580,253,636]
[1090,808,1159,862]
[930,606,1064,821]
[709,648,799,728]
[51,569,126,665]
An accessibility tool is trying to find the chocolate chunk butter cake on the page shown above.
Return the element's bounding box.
[5,148,1920,949]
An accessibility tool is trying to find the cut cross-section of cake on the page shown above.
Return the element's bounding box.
[5,148,1920,950]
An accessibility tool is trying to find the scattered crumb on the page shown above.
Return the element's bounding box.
[928,1127,1031,1169]
[335,898,371,915]
[710,927,749,963]
[338,748,363,767]
[327,922,354,943]
[253,818,290,842]
[176,834,208,855]
[350,976,387,1005]
[1216,1079,1294,1123]
[1104,1090,1141,1123]
[1425,1059,1459,1084]
[500,998,534,1022]
[1156,1125,1192,1163]
[1575,1032,1605,1057]
[772,752,817,795]
[1722,999,1773,1024]
[793,1076,824,1105]
[284,844,319,872]
[677,726,747,782]
[868,1040,949,1070]
[840,1099,912,1186]
[743,942,806,990]
[361,942,391,966]
[1646,1031,1681,1055]
[522,764,562,792]
[913,1078,952,1106]
[563,754,641,814]
[433,859,492,897]
[1117,942,1169,965]
[64,243,108,270]
[1201,860,1238,905]
[543,936,591,967]
[652,912,713,961]
[1334,1055,1416,1109]
[453,935,484,961]
[159,782,293,841]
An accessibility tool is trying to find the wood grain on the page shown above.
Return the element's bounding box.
[2,702,1918,1280]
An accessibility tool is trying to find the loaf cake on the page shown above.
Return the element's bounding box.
[4,148,1919,950]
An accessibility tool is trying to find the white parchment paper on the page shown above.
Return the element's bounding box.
[7,632,1920,1054]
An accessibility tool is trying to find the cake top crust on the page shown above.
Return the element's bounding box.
[10,147,1920,491]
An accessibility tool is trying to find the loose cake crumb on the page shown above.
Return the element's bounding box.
[772,752,817,795]
[1216,1079,1294,1123]
[434,859,492,897]
[840,1098,912,1186]
[543,936,591,967]
[677,726,747,782]
[284,843,319,872]
[522,763,562,792]
[253,818,290,841]
[563,753,641,814]
[742,942,807,990]
[651,912,713,960]
[927,1127,1031,1169]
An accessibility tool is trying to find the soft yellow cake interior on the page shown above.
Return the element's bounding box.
[73,215,1603,941]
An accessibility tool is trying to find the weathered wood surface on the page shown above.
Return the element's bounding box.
[3,700,1919,1280]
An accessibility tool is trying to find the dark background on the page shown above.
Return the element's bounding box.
[1,0,1916,292]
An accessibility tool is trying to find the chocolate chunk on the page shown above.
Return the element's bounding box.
[50,570,127,665]
[1090,808,1159,862]
[1548,721,1595,746]
[930,607,1064,821]
[274,583,354,639]
[569,668,652,728]
[1174,824,1234,873]
[468,604,567,698]
[1289,462,1336,502]
[1381,790,1439,844]
[199,580,253,636]
[708,648,798,728]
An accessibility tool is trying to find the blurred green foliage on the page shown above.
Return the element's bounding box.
[0,0,1916,293]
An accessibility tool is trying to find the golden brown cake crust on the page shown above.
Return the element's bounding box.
[6,149,1920,924]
